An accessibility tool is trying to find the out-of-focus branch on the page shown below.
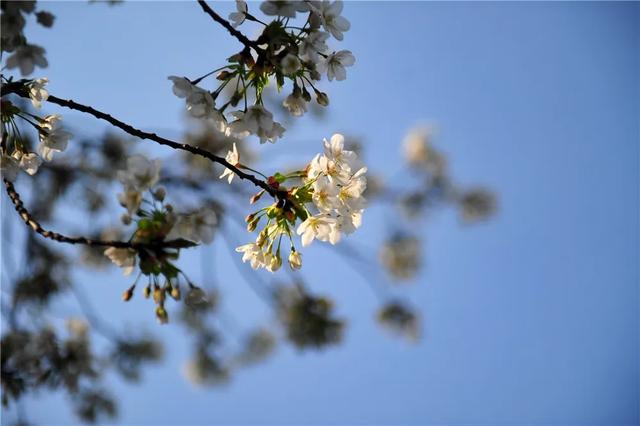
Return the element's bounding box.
[1,81,283,199]
[3,179,188,249]
[196,0,261,52]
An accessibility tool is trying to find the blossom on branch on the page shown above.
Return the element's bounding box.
[229,0,248,28]
[27,77,48,108]
[219,143,240,184]
[38,114,72,161]
[104,247,137,276]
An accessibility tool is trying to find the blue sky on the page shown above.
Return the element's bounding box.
[3,1,639,425]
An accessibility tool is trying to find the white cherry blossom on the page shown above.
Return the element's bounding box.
[117,155,161,191]
[318,0,350,41]
[280,53,301,75]
[168,76,194,98]
[323,133,359,170]
[191,209,218,244]
[117,188,142,215]
[38,114,72,161]
[283,93,307,117]
[236,242,266,269]
[104,247,137,276]
[227,105,285,144]
[337,209,363,235]
[186,87,215,119]
[28,77,48,108]
[219,143,239,184]
[296,214,340,246]
[5,44,48,76]
[210,109,228,133]
[170,209,218,244]
[299,31,329,62]
[260,1,298,18]
[312,175,340,212]
[321,50,355,81]
[229,0,248,27]
[16,152,42,175]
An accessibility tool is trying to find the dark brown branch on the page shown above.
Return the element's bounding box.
[1,81,282,199]
[196,0,261,51]
[3,179,189,250]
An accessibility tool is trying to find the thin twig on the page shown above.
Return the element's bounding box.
[3,179,187,249]
[1,81,283,199]
[196,0,261,51]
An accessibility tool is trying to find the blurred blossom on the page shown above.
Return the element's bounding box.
[276,285,344,349]
[111,337,163,381]
[183,349,230,386]
[66,317,89,339]
[377,301,420,342]
[379,234,421,281]
[458,188,496,223]
[5,43,47,76]
[180,290,219,331]
[236,328,277,366]
[182,122,250,178]
[403,126,447,178]
[72,389,117,423]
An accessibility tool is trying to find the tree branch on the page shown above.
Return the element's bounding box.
[1,81,283,199]
[3,178,189,250]
[196,0,261,52]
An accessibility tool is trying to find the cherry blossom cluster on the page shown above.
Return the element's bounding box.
[104,154,216,323]
[1,1,54,77]
[167,0,355,144]
[0,77,73,181]
[227,133,367,272]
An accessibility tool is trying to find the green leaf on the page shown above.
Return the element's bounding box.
[273,172,287,183]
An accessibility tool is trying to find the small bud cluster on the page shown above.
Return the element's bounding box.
[104,154,216,323]
[230,133,367,272]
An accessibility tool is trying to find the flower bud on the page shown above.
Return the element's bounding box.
[230,91,242,106]
[247,217,259,232]
[245,213,256,223]
[153,286,165,304]
[250,190,265,204]
[153,186,166,202]
[288,250,302,270]
[267,175,280,188]
[268,251,282,272]
[121,284,135,301]
[121,213,132,225]
[228,52,243,63]
[217,70,232,80]
[315,91,329,107]
[155,305,169,324]
[302,87,312,102]
[36,11,55,28]
[143,284,151,299]
[185,286,208,307]
[170,285,181,300]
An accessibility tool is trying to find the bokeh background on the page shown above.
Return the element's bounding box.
[2,1,638,425]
